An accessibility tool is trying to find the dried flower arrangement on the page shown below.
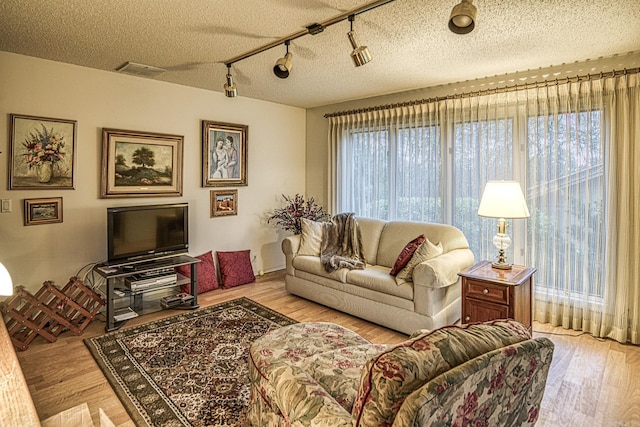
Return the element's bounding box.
[268,194,331,234]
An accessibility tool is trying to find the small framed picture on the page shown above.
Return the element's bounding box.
[211,189,238,217]
[9,114,77,190]
[202,121,248,187]
[24,197,63,225]
[101,128,184,198]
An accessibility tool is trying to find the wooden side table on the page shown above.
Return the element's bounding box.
[459,260,536,332]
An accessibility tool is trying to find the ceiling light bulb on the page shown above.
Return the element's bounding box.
[348,31,372,67]
[449,0,477,34]
[224,70,237,98]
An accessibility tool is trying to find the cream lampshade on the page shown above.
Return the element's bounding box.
[477,181,530,270]
[0,262,14,296]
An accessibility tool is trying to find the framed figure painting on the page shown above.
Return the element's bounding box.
[101,128,183,198]
[202,120,248,187]
[9,114,77,189]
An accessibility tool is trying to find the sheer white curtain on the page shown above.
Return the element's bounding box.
[328,104,443,222]
[328,71,640,344]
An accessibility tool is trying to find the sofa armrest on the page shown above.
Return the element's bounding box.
[282,235,301,276]
[392,337,554,427]
[413,248,475,289]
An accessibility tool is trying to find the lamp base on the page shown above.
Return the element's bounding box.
[491,261,513,270]
[491,247,512,270]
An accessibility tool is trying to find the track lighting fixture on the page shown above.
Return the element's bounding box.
[273,40,293,79]
[448,0,477,34]
[220,0,396,97]
[347,15,372,67]
[223,64,237,98]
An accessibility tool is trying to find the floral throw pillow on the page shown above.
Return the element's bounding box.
[175,251,219,294]
[389,234,425,276]
[217,250,255,288]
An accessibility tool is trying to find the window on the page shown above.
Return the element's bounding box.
[335,101,606,300]
[527,111,605,298]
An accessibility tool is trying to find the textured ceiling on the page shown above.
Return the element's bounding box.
[1,0,639,108]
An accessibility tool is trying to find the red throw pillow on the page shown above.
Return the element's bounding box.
[175,251,219,294]
[217,250,255,289]
[389,235,426,276]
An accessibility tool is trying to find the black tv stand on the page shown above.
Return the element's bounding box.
[96,254,200,331]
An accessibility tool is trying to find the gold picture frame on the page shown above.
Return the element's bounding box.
[101,128,183,198]
[202,121,248,187]
[210,189,238,217]
[24,197,63,225]
[9,114,77,190]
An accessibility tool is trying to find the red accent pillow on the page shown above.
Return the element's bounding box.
[389,234,426,276]
[217,250,255,289]
[175,251,219,294]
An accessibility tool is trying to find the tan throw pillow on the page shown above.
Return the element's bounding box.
[297,218,324,256]
[395,238,443,281]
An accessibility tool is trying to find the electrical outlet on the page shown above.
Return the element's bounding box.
[1,199,11,213]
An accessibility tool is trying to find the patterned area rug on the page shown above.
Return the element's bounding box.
[85,297,296,427]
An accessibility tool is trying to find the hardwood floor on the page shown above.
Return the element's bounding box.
[15,271,640,426]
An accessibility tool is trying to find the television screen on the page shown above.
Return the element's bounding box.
[107,203,188,263]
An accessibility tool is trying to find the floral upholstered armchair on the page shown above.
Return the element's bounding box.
[247,320,554,426]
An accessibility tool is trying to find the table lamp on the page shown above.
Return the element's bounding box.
[0,262,14,296]
[477,181,530,270]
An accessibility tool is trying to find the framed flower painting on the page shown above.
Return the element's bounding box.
[9,114,77,189]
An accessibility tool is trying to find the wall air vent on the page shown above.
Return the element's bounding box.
[116,62,166,78]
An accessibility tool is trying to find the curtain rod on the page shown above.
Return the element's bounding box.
[324,67,640,118]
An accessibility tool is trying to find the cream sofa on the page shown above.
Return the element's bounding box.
[282,218,475,334]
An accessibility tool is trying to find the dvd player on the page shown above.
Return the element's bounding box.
[125,273,177,291]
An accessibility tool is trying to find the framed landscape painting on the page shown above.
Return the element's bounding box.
[9,114,77,190]
[24,197,63,225]
[202,120,248,187]
[101,128,183,198]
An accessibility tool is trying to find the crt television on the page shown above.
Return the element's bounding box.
[107,203,189,263]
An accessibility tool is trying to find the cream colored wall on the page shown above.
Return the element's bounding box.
[305,52,640,209]
[0,51,306,294]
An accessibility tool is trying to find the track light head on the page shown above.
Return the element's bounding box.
[224,65,237,98]
[449,0,477,34]
[347,15,372,67]
[273,41,293,79]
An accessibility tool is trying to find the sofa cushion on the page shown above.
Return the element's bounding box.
[377,222,469,268]
[293,255,348,282]
[300,343,389,412]
[396,238,443,282]
[389,234,425,276]
[298,218,324,256]
[354,217,386,265]
[352,320,532,427]
[346,266,414,301]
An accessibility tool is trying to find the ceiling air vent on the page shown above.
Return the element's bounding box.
[116,62,166,78]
